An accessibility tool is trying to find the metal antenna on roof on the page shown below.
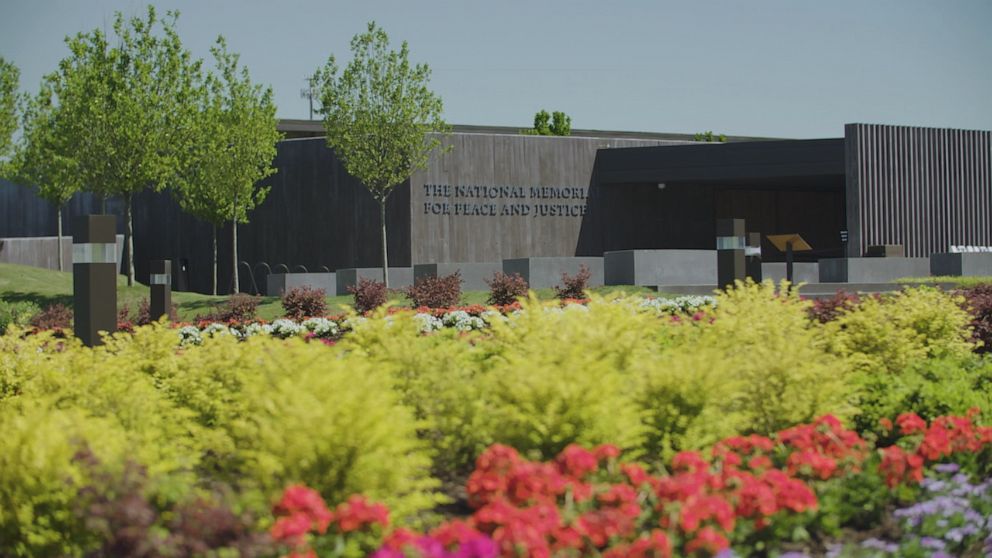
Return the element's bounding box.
[300,75,316,120]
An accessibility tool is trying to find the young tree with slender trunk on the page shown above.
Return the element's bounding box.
[41,7,203,286]
[174,37,280,295]
[314,21,449,288]
[6,82,83,271]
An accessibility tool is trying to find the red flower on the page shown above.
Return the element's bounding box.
[896,412,927,435]
[557,444,599,479]
[685,526,729,554]
[333,495,389,532]
[270,513,311,546]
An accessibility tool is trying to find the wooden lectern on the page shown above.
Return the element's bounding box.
[767,233,812,284]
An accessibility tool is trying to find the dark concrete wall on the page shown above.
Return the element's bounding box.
[131,137,412,293]
[845,124,992,257]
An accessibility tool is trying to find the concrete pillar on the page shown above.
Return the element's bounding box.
[149,259,172,322]
[73,215,117,346]
[745,231,762,282]
[716,218,746,289]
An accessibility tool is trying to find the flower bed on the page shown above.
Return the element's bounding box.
[269,412,992,558]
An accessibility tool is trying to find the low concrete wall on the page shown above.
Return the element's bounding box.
[413,262,502,292]
[266,273,337,297]
[604,249,716,286]
[502,257,604,290]
[819,257,930,283]
[761,262,820,284]
[0,234,124,273]
[930,253,992,277]
[336,267,414,293]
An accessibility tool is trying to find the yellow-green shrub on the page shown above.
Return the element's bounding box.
[825,286,976,375]
[475,296,655,460]
[0,403,133,557]
[339,310,494,479]
[635,281,854,459]
[0,324,441,553]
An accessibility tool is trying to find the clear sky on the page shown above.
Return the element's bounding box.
[1,0,990,138]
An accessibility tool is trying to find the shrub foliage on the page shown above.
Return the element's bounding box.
[348,277,388,314]
[485,272,528,306]
[405,271,462,308]
[280,286,326,320]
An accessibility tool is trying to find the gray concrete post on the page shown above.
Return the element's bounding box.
[716,218,746,289]
[73,215,118,346]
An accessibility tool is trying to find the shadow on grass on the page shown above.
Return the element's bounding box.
[1,290,74,309]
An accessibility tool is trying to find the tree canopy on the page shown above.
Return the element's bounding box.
[175,36,281,294]
[37,6,205,285]
[314,21,449,286]
[0,56,19,163]
[524,109,572,136]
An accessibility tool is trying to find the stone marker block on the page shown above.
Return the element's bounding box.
[604,250,716,286]
[866,244,905,258]
[501,257,604,290]
[930,253,992,277]
[266,272,337,296]
[761,262,820,284]
[819,257,930,283]
[336,268,414,293]
[413,262,502,292]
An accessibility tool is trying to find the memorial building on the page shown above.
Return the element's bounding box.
[1,120,990,294]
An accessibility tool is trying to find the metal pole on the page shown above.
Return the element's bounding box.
[786,241,794,284]
[73,215,118,347]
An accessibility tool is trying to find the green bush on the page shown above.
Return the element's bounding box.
[851,355,992,438]
[339,309,493,480]
[0,299,40,334]
[825,286,976,375]
[476,295,656,460]
[635,280,854,460]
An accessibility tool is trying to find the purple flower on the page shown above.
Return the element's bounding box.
[452,535,499,558]
[934,463,960,474]
[920,537,946,550]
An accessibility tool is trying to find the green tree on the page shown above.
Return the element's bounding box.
[7,83,84,271]
[42,6,203,286]
[693,131,727,142]
[523,109,572,136]
[314,21,450,288]
[175,37,281,295]
[0,57,18,162]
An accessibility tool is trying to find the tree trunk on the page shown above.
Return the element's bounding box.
[232,218,239,294]
[125,193,134,286]
[56,206,64,272]
[99,195,107,215]
[212,226,218,296]
[380,199,389,289]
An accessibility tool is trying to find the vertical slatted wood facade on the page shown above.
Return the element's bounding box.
[845,123,992,257]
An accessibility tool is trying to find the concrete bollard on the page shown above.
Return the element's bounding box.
[716,218,746,289]
[149,259,172,322]
[72,215,118,346]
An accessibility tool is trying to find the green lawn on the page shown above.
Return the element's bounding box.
[895,275,992,288]
[0,262,659,321]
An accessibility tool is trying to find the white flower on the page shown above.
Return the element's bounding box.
[243,322,273,337]
[178,325,202,346]
[301,317,338,338]
[413,312,443,333]
[271,319,304,338]
[480,309,507,324]
[202,322,233,338]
